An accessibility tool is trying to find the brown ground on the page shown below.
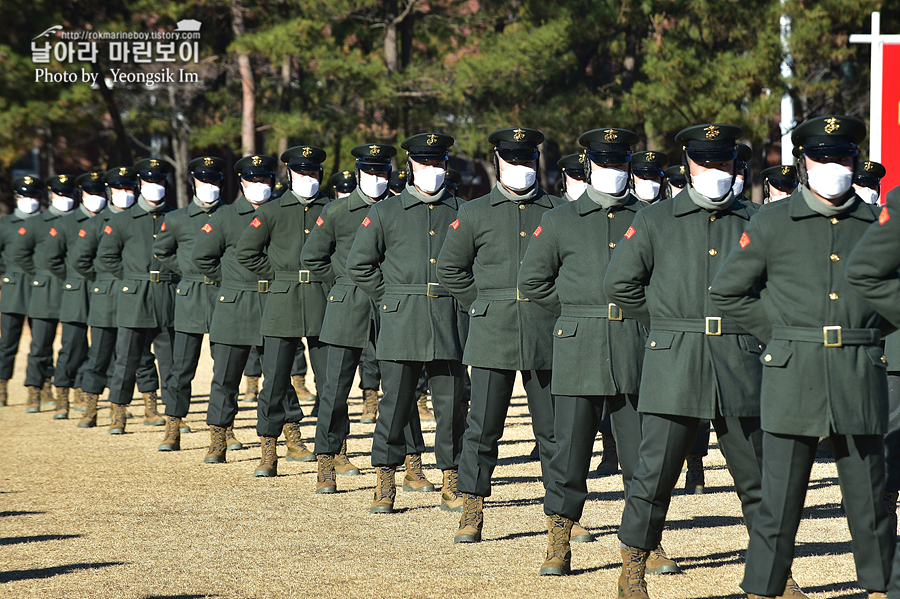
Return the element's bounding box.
[0,330,872,598]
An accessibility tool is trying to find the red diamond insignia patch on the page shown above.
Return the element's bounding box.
[250,218,262,229]
[78,229,87,238]
[739,232,751,248]
[450,219,460,230]
[362,217,371,227]
[879,207,890,225]
[161,222,166,231]
[17,227,26,235]
[533,226,542,237]
[201,223,213,234]
[104,225,112,234]
[624,226,635,239]
[316,216,324,227]
[49,228,58,237]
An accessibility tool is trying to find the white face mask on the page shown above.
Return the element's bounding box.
[854,186,879,205]
[195,183,221,204]
[243,182,272,204]
[806,161,853,200]
[634,178,661,201]
[566,179,587,201]
[111,189,136,209]
[291,174,320,198]
[359,171,389,199]
[500,164,537,192]
[413,166,446,195]
[767,190,791,203]
[16,195,40,214]
[590,167,629,194]
[732,177,745,197]
[82,193,107,213]
[140,182,166,203]
[51,193,75,212]
[691,168,734,200]
[336,191,351,199]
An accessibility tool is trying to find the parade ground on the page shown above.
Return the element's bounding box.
[0,332,870,599]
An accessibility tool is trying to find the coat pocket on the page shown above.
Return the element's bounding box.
[468,299,489,317]
[268,280,291,294]
[381,297,401,313]
[1,275,17,285]
[865,345,889,369]
[646,331,675,350]
[328,287,347,303]
[739,335,764,354]
[31,274,50,287]
[63,280,83,292]
[120,281,138,294]
[175,283,192,297]
[91,280,112,295]
[761,344,792,367]
[217,289,239,304]
[554,319,578,338]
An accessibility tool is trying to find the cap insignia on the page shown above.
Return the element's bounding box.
[23,176,33,185]
[512,128,526,142]
[824,117,840,135]
[865,161,874,171]
[426,134,438,146]
[781,166,791,175]
[704,125,720,140]
[679,166,685,174]
[90,172,100,180]
[149,159,159,168]
[302,147,313,157]
[251,156,262,167]
[342,171,351,178]
[604,129,618,142]
[204,157,215,166]
[58,174,68,183]
[119,167,128,176]
[578,153,585,164]
[369,145,381,156]
[646,152,655,161]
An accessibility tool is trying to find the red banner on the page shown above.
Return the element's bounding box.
[882,44,900,198]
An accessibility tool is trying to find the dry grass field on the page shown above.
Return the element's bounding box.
[0,331,876,598]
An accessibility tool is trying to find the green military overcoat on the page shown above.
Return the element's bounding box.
[11,207,70,320]
[436,184,563,371]
[43,205,94,324]
[0,210,40,316]
[518,193,645,396]
[603,189,763,419]
[710,188,893,436]
[71,207,125,328]
[235,190,329,338]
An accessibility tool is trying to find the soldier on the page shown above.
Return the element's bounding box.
[437,127,563,542]
[11,174,78,412]
[388,169,408,196]
[151,156,224,450]
[235,151,327,476]
[330,170,357,199]
[631,151,668,204]
[761,165,798,204]
[853,160,886,205]
[242,349,262,401]
[42,171,105,418]
[711,115,892,599]
[302,142,429,494]
[446,168,462,198]
[519,128,677,576]
[96,158,177,435]
[664,165,686,198]
[0,176,43,407]
[604,123,772,599]
[346,134,467,512]
[191,155,278,464]
[557,154,588,202]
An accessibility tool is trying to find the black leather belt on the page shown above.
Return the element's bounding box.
[651,317,746,336]
[771,326,880,348]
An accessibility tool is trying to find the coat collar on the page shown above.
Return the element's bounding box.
[348,189,371,212]
[399,187,457,210]
[279,189,328,208]
[575,193,641,216]
[132,202,172,218]
[671,189,752,221]
[236,196,256,215]
[488,185,555,208]
[788,188,876,223]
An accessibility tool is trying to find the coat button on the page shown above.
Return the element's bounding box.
[153,234,157,238]
[383,305,387,310]
[650,341,657,348]
[831,217,839,225]
[2,277,7,282]
[519,204,525,210]
[428,205,434,210]
[765,354,772,362]
[329,296,334,301]
[830,254,840,262]
[471,308,476,314]
[709,215,716,222]
[220,296,225,301]
[93,288,99,292]
[304,206,309,211]
[123,287,129,291]
[520,231,526,237]
[608,242,616,248]
[829,292,838,300]
[177,289,180,294]
[709,249,717,256]
[882,356,887,364]
[304,229,310,234]
[66,284,72,289]
[429,258,436,264]
[429,230,435,236]
[33,281,38,285]
[557,329,563,335]
[608,212,615,219]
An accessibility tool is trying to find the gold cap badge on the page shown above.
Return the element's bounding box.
[302,147,313,157]
[865,161,874,171]
[23,176,33,185]
[342,171,351,178]
[604,129,618,142]
[58,174,68,183]
[426,134,438,146]
[119,167,128,176]
[204,157,215,166]
[512,128,526,142]
[646,152,656,161]
[782,166,791,175]
[149,159,159,168]
[90,172,100,180]
[824,117,840,135]
[704,125,720,140]
[369,145,381,156]
[251,156,262,166]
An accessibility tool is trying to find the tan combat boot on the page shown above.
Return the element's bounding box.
[40,379,55,407]
[254,436,278,476]
[454,494,484,542]
[242,376,260,402]
[53,387,70,419]
[360,389,378,423]
[417,394,435,423]
[618,546,651,599]
[776,576,808,599]
[571,522,594,543]
[283,422,315,461]
[108,403,127,435]
[78,393,99,428]
[71,388,85,411]
[646,543,680,574]
[142,391,165,426]
[539,514,574,576]
[225,424,243,451]
[316,454,337,494]
[685,454,705,494]
[25,386,41,413]
[157,416,181,451]
[334,439,360,475]
[0,379,7,407]
[370,466,397,513]
[402,453,435,492]
[292,375,316,401]
[868,593,888,599]
[204,426,227,463]
[440,469,464,511]
[595,433,618,475]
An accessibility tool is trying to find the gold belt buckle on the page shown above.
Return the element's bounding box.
[516,288,529,302]
[705,316,722,336]
[823,326,842,347]
[608,303,623,321]
[299,270,310,284]
[149,270,160,283]
[426,283,440,298]
[258,280,269,293]
[203,276,215,285]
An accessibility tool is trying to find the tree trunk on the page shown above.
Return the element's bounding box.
[384,0,399,74]
[277,54,293,180]
[231,0,255,156]
[91,62,132,166]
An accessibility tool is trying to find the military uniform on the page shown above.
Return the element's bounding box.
[711,116,893,597]
[152,157,224,445]
[664,165,686,199]
[761,165,798,205]
[437,127,563,541]
[42,171,106,417]
[329,170,357,199]
[347,135,467,510]
[853,160,886,206]
[631,151,668,204]
[0,176,43,406]
[604,124,765,599]
[557,153,588,202]
[11,174,78,408]
[96,159,177,434]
